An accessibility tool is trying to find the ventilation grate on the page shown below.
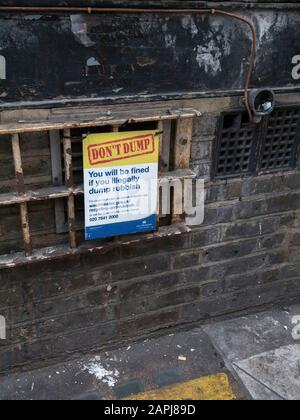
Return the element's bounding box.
[259,108,300,171]
[215,113,256,178]
[214,107,300,179]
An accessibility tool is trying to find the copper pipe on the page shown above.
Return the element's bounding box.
[0,6,257,121]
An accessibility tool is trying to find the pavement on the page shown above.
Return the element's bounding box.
[0,303,300,400]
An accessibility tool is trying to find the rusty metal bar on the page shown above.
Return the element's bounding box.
[63,129,73,188]
[11,133,25,194]
[63,128,77,249]
[11,133,32,257]
[67,195,77,249]
[0,110,201,136]
[0,171,195,207]
[0,185,83,207]
[20,203,32,257]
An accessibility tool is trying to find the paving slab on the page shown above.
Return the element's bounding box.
[235,344,300,400]
[203,303,300,400]
[203,308,299,362]
[232,367,283,400]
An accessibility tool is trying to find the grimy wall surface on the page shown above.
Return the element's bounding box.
[0,1,300,107]
[1,2,300,374]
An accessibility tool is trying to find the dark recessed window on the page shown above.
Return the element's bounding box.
[213,107,300,179]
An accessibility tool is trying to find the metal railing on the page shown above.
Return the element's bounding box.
[0,107,200,267]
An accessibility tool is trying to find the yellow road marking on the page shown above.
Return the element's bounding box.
[125,373,237,400]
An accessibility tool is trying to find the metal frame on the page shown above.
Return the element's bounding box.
[213,105,300,180]
[213,112,260,180]
[257,107,300,174]
[0,107,199,267]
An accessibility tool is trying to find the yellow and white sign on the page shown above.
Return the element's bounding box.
[83,131,159,240]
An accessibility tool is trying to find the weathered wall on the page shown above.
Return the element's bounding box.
[1,94,300,374]
[0,3,300,107]
[1,2,300,375]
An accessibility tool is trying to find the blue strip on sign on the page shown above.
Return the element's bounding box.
[85,214,157,240]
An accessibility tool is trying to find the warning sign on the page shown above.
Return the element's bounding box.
[83,131,159,240]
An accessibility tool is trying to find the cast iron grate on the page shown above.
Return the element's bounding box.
[214,107,300,179]
[259,108,300,171]
[214,113,256,178]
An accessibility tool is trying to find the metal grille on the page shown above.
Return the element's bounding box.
[214,107,300,179]
[259,108,300,171]
[0,108,197,268]
[215,113,256,178]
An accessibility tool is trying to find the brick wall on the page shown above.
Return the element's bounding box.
[1,97,300,374]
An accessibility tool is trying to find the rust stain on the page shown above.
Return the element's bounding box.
[68,194,77,249]
[137,56,156,67]
[20,203,32,257]
[63,130,74,189]
[15,171,25,194]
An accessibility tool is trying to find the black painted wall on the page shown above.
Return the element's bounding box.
[0,3,299,107]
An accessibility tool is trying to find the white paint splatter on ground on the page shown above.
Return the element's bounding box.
[82,357,120,388]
